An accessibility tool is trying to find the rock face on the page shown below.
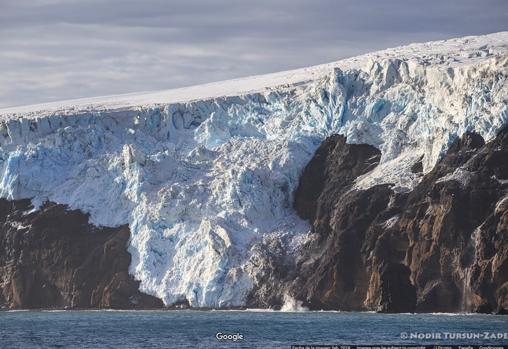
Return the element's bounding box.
[402,129,508,313]
[0,199,163,309]
[286,128,508,313]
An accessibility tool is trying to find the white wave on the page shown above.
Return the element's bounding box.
[280,295,309,312]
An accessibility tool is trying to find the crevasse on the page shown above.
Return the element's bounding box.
[0,33,506,307]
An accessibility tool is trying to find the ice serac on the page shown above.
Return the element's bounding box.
[0,32,507,308]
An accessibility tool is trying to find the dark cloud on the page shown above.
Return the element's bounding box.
[1,0,507,108]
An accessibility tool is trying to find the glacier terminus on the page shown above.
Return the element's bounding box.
[0,32,507,308]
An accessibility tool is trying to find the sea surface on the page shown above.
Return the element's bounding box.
[0,310,507,348]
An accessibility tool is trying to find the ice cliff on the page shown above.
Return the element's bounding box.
[0,32,506,307]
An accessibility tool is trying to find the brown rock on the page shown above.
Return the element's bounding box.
[283,127,508,313]
[0,199,163,310]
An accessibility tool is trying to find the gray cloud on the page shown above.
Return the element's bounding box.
[1,0,507,108]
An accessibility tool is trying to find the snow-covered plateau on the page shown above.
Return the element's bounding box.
[0,32,507,307]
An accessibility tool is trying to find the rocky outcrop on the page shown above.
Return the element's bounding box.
[0,199,163,310]
[401,129,508,313]
[294,134,381,222]
[275,128,507,313]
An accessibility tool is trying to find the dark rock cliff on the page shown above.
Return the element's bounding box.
[399,129,508,313]
[251,128,507,313]
[0,199,163,310]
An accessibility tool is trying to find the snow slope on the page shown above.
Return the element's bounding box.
[0,32,507,307]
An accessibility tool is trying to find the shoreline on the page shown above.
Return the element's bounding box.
[1,308,504,316]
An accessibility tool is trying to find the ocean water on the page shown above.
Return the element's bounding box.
[0,310,507,348]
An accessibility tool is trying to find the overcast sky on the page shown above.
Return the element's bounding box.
[0,0,507,108]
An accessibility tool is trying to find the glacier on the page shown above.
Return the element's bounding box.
[0,32,507,307]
